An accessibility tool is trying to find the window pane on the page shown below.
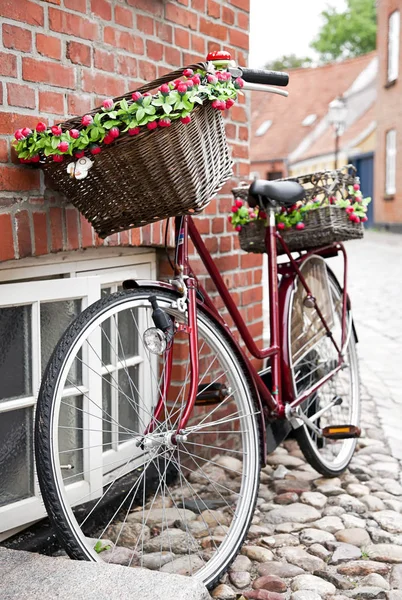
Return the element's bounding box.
[117,308,139,359]
[102,374,112,451]
[386,130,397,195]
[0,305,32,402]
[388,11,400,82]
[118,365,139,442]
[41,299,82,383]
[59,395,83,484]
[101,288,112,365]
[0,408,34,506]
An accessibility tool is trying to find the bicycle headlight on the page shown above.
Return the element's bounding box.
[143,327,166,355]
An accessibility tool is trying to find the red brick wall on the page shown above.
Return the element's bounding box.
[0,0,264,350]
[375,0,402,224]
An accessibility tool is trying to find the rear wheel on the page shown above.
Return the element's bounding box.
[35,287,260,588]
[289,257,360,477]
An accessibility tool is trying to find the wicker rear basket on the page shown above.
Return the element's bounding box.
[40,64,233,238]
[239,206,364,255]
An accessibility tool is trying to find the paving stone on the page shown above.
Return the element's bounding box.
[372,462,399,478]
[267,454,305,468]
[241,546,274,562]
[347,586,387,599]
[211,584,237,599]
[274,480,311,495]
[276,546,325,572]
[247,525,276,540]
[387,591,402,600]
[390,564,402,589]
[341,514,366,528]
[261,534,299,548]
[362,495,387,511]
[216,456,243,473]
[361,574,390,590]
[299,529,335,546]
[313,569,354,590]
[334,527,371,546]
[337,560,390,576]
[252,575,287,593]
[300,492,327,509]
[229,555,252,573]
[346,483,370,496]
[129,508,197,528]
[273,465,289,479]
[373,511,402,534]
[241,590,284,600]
[290,592,322,600]
[144,529,199,553]
[335,494,366,514]
[229,571,251,589]
[366,544,402,563]
[160,555,204,575]
[264,504,321,525]
[330,542,362,564]
[384,481,402,496]
[323,506,346,517]
[307,544,331,561]
[291,574,336,594]
[311,516,344,533]
[141,552,175,570]
[274,492,299,505]
[257,562,304,578]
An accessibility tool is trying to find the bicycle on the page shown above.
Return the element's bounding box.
[34,60,360,589]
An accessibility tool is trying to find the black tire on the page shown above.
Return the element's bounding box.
[35,287,261,589]
[289,263,361,478]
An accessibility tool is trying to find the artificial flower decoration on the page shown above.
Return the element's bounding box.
[12,68,244,164]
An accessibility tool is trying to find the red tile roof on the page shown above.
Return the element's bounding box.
[250,52,376,164]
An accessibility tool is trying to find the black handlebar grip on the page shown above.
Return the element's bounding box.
[241,68,289,87]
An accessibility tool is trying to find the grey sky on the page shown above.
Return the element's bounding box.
[249,0,347,68]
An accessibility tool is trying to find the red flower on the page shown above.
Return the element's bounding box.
[173,79,182,88]
[14,129,25,141]
[90,144,101,155]
[180,115,191,124]
[102,98,114,110]
[191,75,201,85]
[143,92,152,97]
[216,72,224,81]
[147,121,158,130]
[235,225,242,232]
[103,135,113,144]
[51,125,62,136]
[30,155,40,163]
[132,91,143,102]
[277,222,285,230]
[185,80,194,89]
[361,215,368,222]
[295,222,305,230]
[177,84,187,95]
[259,211,267,219]
[53,155,64,162]
[74,151,85,158]
[21,127,32,137]
[81,115,93,126]
[212,100,225,110]
[57,141,69,152]
[235,199,243,208]
[159,118,171,128]
[128,127,141,135]
[183,68,194,77]
[228,215,232,223]
[207,74,218,85]
[231,205,238,213]
[234,77,245,89]
[159,84,170,95]
[345,206,354,214]
[109,127,120,139]
[225,98,235,109]
[36,122,47,133]
[353,183,360,191]
[70,129,80,139]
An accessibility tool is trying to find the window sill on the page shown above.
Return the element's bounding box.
[385,78,398,89]
[384,193,395,201]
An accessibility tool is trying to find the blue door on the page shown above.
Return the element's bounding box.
[349,152,374,226]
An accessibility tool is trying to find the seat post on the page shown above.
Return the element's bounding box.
[265,207,282,406]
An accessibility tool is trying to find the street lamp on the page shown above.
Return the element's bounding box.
[328,97,347,169]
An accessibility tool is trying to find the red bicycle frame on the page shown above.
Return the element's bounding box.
[149,210,350,438]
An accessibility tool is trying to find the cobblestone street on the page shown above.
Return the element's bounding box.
[210,231,402,600]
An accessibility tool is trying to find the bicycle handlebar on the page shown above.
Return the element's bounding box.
[240,68,289,87]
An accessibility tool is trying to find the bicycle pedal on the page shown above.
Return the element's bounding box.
[321,425,361,439]
[195,383,229,406]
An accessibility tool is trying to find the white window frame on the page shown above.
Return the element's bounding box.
[0,248,156,539]
[388,10,400,83]
[386,129,397,195]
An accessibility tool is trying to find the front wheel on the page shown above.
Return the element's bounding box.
[35,286,260,589]
[289,257,361,477]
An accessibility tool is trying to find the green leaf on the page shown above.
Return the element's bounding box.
[162,103,172,114]
[44,147,52,156]
[94,113,102,126]
[144,106,156,115]
[90,127,99,140]
[136,107,145,121]
[51,137,59,149]
[120,98,129,111]
[103,120,118,129]
[152,97,165,107]
[143,95,152,107]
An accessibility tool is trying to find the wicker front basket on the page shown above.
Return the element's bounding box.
[239,206,364,255]
[40,64,233,238]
